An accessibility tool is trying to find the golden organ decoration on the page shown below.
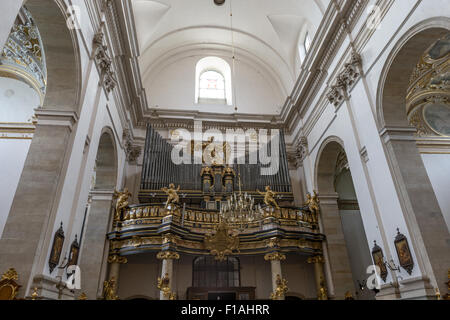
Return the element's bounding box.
[113,188,132,221]
[162,183,180,209]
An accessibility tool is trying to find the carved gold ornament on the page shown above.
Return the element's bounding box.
[264,252,286,262]
[270,275,288,300]
[78,292,88,300]
[162,183,180,209]
[204,221,239,261]
[257,186,280,209]
[305,190,320,224]
[31,287,39,300]
[318,277,328,300]
[108,254,128,264]
[157,273,176,300]
[307,255,324,264]
[156,251,180,260]
[1,268,18,281]
[102,277,119,300]
[0,268,21,300]
[113,188,132,221]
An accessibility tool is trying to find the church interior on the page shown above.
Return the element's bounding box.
[0,0,449,301]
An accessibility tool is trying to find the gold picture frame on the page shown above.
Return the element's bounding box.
[68,235,80,267]
[394,229,414,275]
[371,240,388,282]
[49,222,65,273]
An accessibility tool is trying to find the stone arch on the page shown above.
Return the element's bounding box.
[94,128,118,190]
[377,18,449,128]
[24,0,81,112]
[314,136,373,300]
[376,18,450,295]
[78,127,119,299]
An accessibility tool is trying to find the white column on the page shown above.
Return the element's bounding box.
[157,251,179,300]
[264,252,286,300]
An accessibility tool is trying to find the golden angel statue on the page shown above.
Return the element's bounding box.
[102,277,119,300]
[305,190,320,223]
[113,188,132,221]
[257,186,280,209]
[162,183,180,209]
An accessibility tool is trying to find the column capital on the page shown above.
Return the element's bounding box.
[157,251,180,260]
[264,252,286,261]
[307,255,325,264]
[107,254,127,264]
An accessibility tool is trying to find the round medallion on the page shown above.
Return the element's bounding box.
[214,0,226,6]
[424,102,450,136]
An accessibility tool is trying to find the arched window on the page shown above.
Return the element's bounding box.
[199,70,226,100]
[195,57,232,105]
[304,32,311,53]
[193,256,240,287]
[298,30,312,66]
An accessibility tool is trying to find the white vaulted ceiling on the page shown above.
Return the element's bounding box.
[131,0,329,115]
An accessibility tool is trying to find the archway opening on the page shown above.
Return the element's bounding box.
[316,140,374,300]
[93,131,118,190]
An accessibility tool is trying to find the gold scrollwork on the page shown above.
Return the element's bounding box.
[156,251,180,260]
[270,274,288,300]
[102,277,119,300]
[264,252,286,261]
[307,255,324,264]
[107,254,128,264]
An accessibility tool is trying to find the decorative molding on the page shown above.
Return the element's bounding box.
[34,109,79,131]
[326,51,362,107]
[123,129,142,163]
[93,32,117,95]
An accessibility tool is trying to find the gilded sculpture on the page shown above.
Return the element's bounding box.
[113,188,132,221]
[318,277,328,300]
[305,190,320,223]
[270,274,288,300]
[162,183,180,209]
[157,272,176,300]
[0,268,21,300]
[204,220,239,261]
[257,186,280,209]
[102,277,119,300]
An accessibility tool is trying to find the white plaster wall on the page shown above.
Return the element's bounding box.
[421,154,450,231]
[145,55,284,115]
[0,78,39,122]
[0,139,31,236]
[0,78,39,237]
